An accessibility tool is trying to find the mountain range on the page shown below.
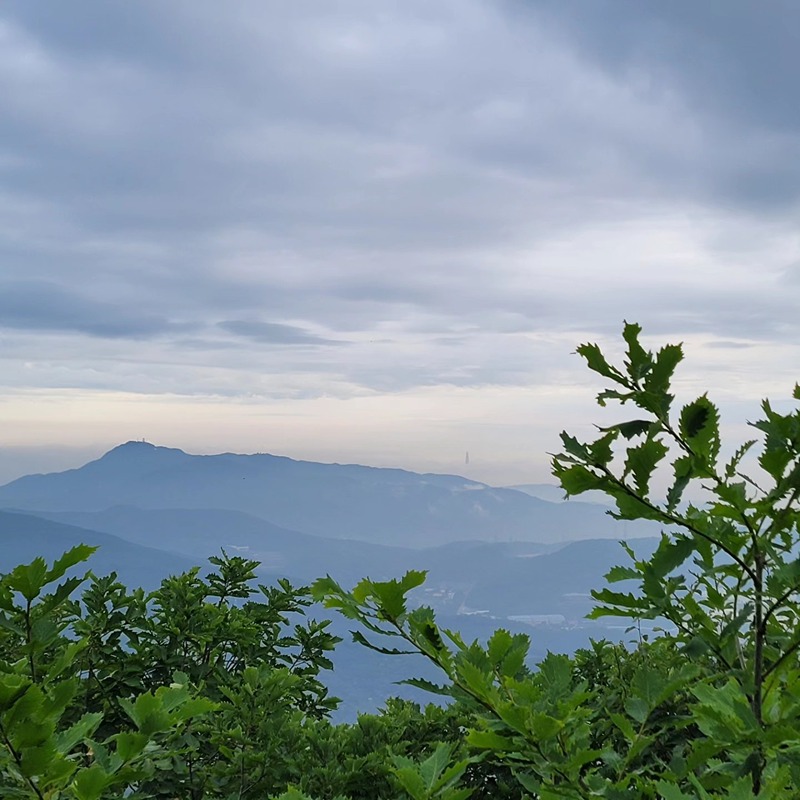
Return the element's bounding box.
[0,441,660,717]
[0,441,652,546]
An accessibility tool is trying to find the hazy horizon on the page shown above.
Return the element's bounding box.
[0,439,562,488]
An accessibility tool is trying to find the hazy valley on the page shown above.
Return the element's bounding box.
[0,440,657,715]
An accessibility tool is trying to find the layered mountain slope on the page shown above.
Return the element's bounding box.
[33,506,411,586]
[18,507,655,621]
[0,510,194,588]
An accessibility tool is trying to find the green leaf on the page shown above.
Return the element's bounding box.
[46,545,97,584]
[19,742,60,777]
[114,731,149,762]
[0,611,24,636]
[589,588,650,617]
[576,342,626,384]
[484,628,528,680]
[466,729,515,751]
[604,419,653,440]
[666,455,694,512]
[553,464,603,496]
[6,557,48,602]
[72,765,109,800]
[609,712,636,741]
[623,437,668,497]
[606,564,640,582]
[645,343,684,399]
[401,677,452,696]
[608,491,665,522]
[391,742,472,800]
[655,782,695,800]
[351,629,416,655]
[54,712,103,755]
[120,692,169,734]
[724,440,756,479]
[530,712,564,739]
[622,321,650,381]
[359,571,427,621]
[48,639,89,681]
[310,574,343,602]
[648,534,695,579]
[679,395,721,466]
[559,432,591,461]
[624,695,649,725]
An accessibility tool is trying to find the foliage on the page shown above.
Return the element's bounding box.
[0,548,343,799]
[316,323,800,798]
[278,699,506,800]
[0,549,490,799]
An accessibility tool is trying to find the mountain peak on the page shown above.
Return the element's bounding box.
[114,440,158,451]
[96,441,190,463]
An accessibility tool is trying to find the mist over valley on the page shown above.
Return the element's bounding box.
[0,440,659,715]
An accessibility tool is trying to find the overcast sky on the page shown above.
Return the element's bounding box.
[1,1,799,485]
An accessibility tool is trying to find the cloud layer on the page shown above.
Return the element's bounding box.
[1,1,798,481]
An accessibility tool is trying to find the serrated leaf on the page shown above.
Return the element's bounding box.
[55,712,103,755]
[467,729,515,751]
[576,342,626,384]
[6,557,48,601]
[679,395,721,465]
[47,545,97,584]
[603,419,653,440]
[655,782,694,800]
[559,432,591,460]
[370,571,427,621]
[0,612,24,636]
[72,765,110,800]
[648,534,694,579]
[554,464,603,496]
[645,343,683,398]
[622,321,650,381]
[623,437,668,497]
[606,565,640,583]
[589,430,619,466]
[352,629,415,655]
[724,440,756,479]
[667,455,694,512]
[487,629,512,664]
[624,695,649,724]
[401,677,452,696]
[114,731,149,762]
[609,491,665,522]
[530,712,564,739]
[609,712,635,741]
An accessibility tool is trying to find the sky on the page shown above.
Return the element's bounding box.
[1,1,799,486]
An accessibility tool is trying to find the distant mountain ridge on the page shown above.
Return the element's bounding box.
[0,441,653,547]
[29,506,411,586]
[0,510,194,588]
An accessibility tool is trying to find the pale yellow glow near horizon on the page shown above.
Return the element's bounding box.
[1,336,795,488]
[0,382,596,484]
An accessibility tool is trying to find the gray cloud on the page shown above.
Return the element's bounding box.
[0,0,797,405]
[0,281,175,338]
[218,320,347,346]
[534,1,800,131]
